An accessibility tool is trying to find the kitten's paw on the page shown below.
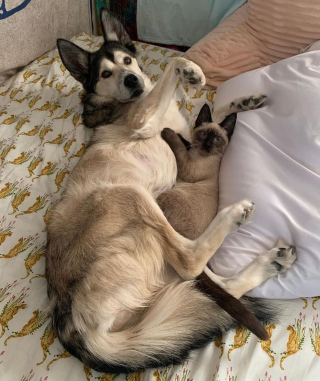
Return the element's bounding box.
[258,239,297,276]
[174,58,206,88]
[161,127,176,142]
[230,94,267,111]
[219,199,255,233]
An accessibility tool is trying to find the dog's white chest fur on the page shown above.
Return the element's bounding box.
[162,99,191,140]
[133,134,178,196]
[85,129,178,199]
[126,102,190,195]
[88,98,190,198]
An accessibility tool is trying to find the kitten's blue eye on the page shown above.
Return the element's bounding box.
[200,131,208,139]
[213,136,222,143]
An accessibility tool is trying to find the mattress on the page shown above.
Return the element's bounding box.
[0,33,319,381]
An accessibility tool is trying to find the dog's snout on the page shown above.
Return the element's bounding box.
[124,74,139,89]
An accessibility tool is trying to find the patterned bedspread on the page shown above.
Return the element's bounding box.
[0,33,319,381]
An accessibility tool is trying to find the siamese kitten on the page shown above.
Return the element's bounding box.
[157,103,236,240]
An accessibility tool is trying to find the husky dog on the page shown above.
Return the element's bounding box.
[46,9,297,374]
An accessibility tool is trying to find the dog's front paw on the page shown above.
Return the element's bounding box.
[174,58,206,88]
[230,94,267,111]
[219,199,255,233]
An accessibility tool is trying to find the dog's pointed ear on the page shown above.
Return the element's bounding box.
[194,104,212,129]
[220,113,237,140]
[100,8,135,53]
[57,39,89,85]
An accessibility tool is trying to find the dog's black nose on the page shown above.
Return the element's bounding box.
[124,74,139,89]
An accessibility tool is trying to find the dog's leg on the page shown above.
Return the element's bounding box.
[154,196,256,280]
[204,239,297,298]
[213,94,267,124]
[184,200,255,275]
[90,184,252,281]
[132,57,205,139]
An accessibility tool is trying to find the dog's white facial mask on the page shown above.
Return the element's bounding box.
[95,50,151,103]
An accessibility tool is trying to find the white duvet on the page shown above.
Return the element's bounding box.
[209,51,320,299]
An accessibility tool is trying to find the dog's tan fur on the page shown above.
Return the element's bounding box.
[46,9,297,373]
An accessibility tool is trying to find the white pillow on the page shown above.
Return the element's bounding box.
[208,51,320,299]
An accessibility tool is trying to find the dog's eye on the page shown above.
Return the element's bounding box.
[101,71,111,79]
[213,136,222,143]
[124,57,132,65]
[200,131,208,139]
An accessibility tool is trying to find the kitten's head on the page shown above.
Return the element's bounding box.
[192,104,237,155]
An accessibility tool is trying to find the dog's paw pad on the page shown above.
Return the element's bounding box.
[234,199,255,227]
[230,94,267,111]
[174,58,206,88]
[220,199,255,232]
[263,241,297,275]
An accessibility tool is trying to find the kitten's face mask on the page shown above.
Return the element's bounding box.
[193,126,228,155]
[192,104,237,155]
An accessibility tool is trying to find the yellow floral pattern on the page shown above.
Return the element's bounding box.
[310,315,320,356]
[260,324,276,368]
[280,313,306,370]
[0,32,319,381]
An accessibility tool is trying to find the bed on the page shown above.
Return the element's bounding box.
[0,33,319,381]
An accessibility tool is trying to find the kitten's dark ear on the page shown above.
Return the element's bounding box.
[220,113,237,140]
[100,8,135,53]
[194,104,212,129]
[57,39,89,85]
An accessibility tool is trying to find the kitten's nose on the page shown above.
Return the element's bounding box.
[204,139,212,149]
[124,74,139,89]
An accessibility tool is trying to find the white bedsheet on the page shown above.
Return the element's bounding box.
[209,51,320,299]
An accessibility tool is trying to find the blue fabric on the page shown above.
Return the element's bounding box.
[220,0,246,23]
[0,0,32,20]
[137,0,246,47]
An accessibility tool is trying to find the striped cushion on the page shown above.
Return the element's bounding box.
[185,0,320,89]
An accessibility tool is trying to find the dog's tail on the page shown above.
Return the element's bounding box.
[196,271,270,340]
[57,280,278,374]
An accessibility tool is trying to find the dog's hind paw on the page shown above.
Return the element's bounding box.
[258,239,297,276]
[218,199,255,233]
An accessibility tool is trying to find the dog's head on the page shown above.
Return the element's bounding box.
[57,9,150,102]
[192,104,237,155]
